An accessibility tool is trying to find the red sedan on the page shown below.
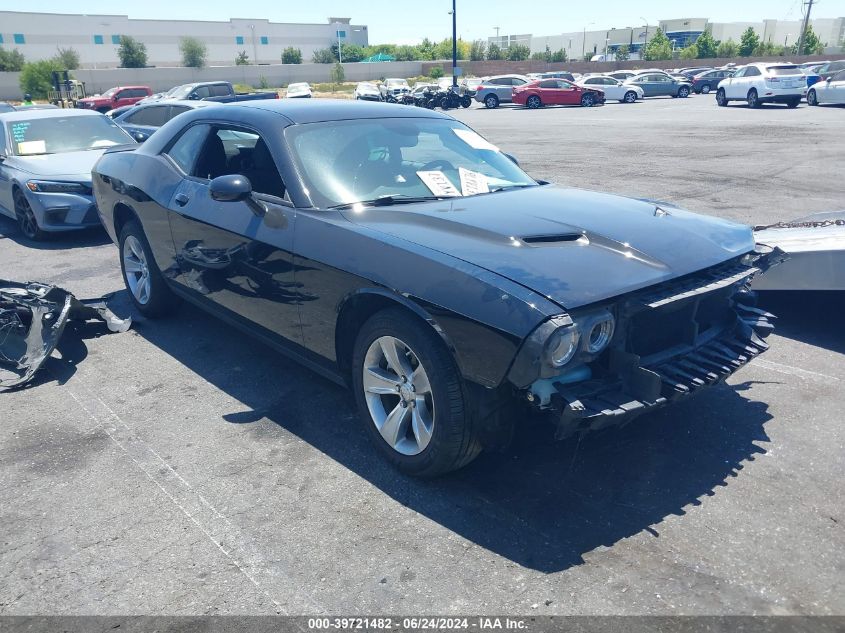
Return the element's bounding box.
[512,79,605,108]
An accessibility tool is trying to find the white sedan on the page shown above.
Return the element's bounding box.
[807,70,845,105]
[577,76,644,103]
[285,82,312,98]
[354,82,382,101]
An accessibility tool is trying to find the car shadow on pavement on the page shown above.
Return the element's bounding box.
[134,300,774,574]
[758,291,845,355]
[0,215,111,250]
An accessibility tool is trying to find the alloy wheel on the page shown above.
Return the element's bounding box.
[581,93,595,107]
[526,95,541,109]
[362,335,434,456]
[14,191,39,240]
[624,91,637,103]
[808,90,817,106]
[122,235,152,305]
[701,84,711,94]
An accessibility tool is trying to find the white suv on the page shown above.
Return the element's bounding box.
[715,63,805,108]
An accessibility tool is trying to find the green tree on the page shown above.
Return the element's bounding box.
[180,37,207,68]
[680,44,698,60]
[550,48,567,63]
[19,59,63,98]
[429,66,444,79]
[0,48,25,72]
[506,44,530,61]
[54,47,80,70]
[235,51,249,65]
[393,45,417,61]
[486,42,502,60]
[282,47,302,64]
[643,27,673,61]
[716,38,739,58]
[469,39,486,61]
[614,44,630,61]
[330,62,345,88]
[311,48,335,64]
[795,25,825,55]
[530,51,547,61]
[739,27,760,56]
[118,35,148,68]
[753,40,778,56]
[432,38,470,60]
[694,29,718,58]
[332,42,365,62]
[416,38,436,60]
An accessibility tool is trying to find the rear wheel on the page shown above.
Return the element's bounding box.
[787,96,801,108]
[623,91,638,103]
[747,89,760,108]
[461,96,472,108]
[484,94,499,109]
[13,188,46,241]
[701,84,711,95]
[807,89,818,106]
[580,93,596,107]
[352,308,481,477]
[526,95,542,109]
[118,220,180,318]
[716,88,728,107]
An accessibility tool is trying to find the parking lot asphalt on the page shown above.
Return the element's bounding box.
[1,95,843,616]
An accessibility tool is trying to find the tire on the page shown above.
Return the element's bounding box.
[580,93,595,107]
[118,220,180,318]
[13,188,46,241]
[747,89,760,108]
[716,88,728,107]
[623,91,637,103]
[787,97,800,108]
[440,97,451,110]
[461,96,472,108]
[526,95,542,109]
[678,86,690,98]
[807,89,818,106]
[484,94,499,109]
[351,308,481,477]
[701,84,711,95]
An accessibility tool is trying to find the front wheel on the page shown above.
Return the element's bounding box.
[352,308,481,477]
[678,86,690,98]
[526,95,542,109]
[716,89,728,107]
[119,220,180,318]
[623,91,637,103]
[440,97,452,110]
[13,188,46,241]
[701,84,711,95]
[580,93,596,107]
[484,94,499,109]
[807,89,818,106]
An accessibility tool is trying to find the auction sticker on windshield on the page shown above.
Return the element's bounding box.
[17,140,46,155]
[417,170,461,197]
[459,167,489,196]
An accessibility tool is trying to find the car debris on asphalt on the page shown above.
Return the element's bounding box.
[0,279,131,390]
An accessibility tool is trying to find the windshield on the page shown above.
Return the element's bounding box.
[767,66,801,75]
[285,118,536,208]
[288,83,310,91]
[387,79,409,87]
[10,115,133,155]
[101,87,118,98]
[168,84,197,99]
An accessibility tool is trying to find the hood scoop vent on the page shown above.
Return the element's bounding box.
[521,233,584,246]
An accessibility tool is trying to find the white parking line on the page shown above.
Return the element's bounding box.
[750,358,840,383]
[64,381,325,616]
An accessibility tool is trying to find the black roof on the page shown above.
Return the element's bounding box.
[230,98,450,125]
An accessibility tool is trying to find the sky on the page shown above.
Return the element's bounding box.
[7,0,845,44]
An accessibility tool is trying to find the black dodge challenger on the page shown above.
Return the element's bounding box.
[92,99,779,476]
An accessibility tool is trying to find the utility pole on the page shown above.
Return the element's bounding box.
[796,0,814,57]
[450,0,458,87]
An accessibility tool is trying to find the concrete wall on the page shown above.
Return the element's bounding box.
[0,61,424,100]
[0,11,368,68]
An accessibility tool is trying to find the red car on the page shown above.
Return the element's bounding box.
[76,86,152,113]
[512,79,605,108]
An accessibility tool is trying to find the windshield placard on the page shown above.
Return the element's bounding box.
[17,140,47,155]
[459,168,489,196]
[417,171,462,197]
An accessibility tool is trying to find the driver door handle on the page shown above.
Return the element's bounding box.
[175,193,190,207]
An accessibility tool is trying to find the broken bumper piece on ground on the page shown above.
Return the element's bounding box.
[0,280,131,390]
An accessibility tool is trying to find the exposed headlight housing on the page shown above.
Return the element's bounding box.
[26,180,87,194]
[545,325,580,367]
[586,315,615,354]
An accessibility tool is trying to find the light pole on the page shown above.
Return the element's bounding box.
[605,37,610,61]
[640,17,649,59]
[448,0,457,87]
[494,26,499,44]
[249,24,257,64]
[582,22,594,61]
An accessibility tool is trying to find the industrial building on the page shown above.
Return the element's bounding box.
[0,11,369,67]
[492,16,844,61]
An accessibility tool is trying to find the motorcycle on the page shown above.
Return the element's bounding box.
[432,86,472,110]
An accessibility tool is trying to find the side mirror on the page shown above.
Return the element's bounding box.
[209,174,265,217]
[826,77,832,82]
[133,132,149,143]
[188,93,200,100]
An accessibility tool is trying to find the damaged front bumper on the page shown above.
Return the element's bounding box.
[515,247,786,439]
[0,280,131,390]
